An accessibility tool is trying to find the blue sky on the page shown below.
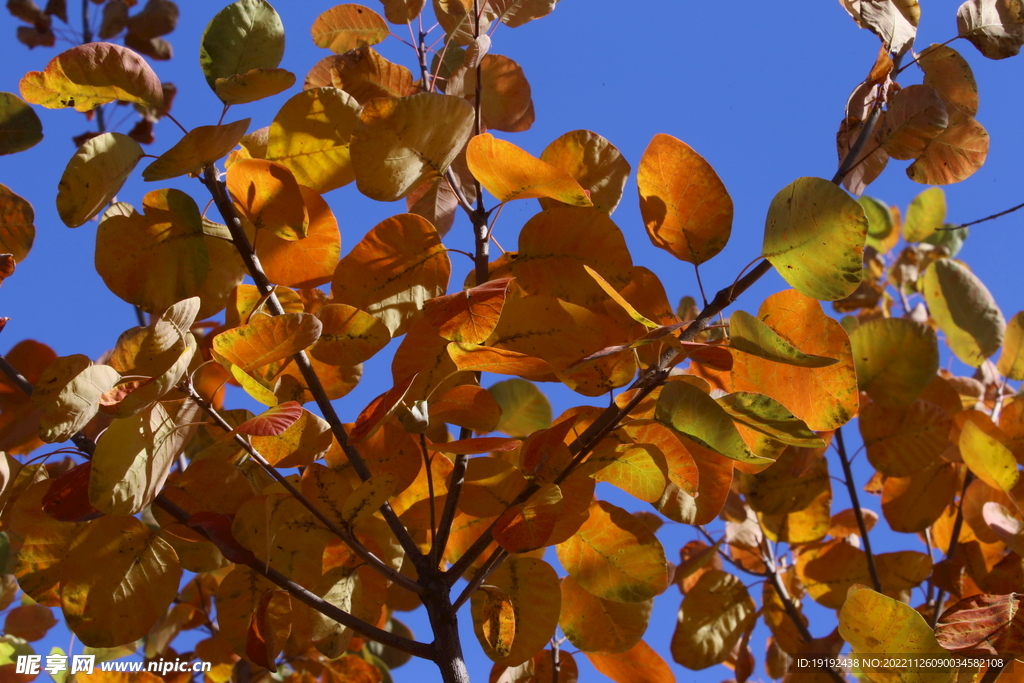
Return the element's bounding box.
[1,1,1023,681]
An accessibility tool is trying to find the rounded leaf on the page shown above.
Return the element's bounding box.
[311,5,388,53]
[762,177,868,301]
[850,318,938,406]
[0,92,43,155]
[559,574,651,653]
[143,119,251,182]
[200,0,285,96]
[920,258,1005,367]
[466,133,592,206]
[57,132,144,228]
[670,569,756,670]
[0,184,35,262]
[539,129,630,215]
[637,133,732,265]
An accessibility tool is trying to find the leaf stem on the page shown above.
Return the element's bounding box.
[198,164,428,571]
[834,427,882,593]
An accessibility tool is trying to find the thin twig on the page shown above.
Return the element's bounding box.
[181,381,424,595]
[199,165,427,570]
[834,427,882,593]
[420,434,438,549]
[153,495,435,660]
[433,426,471,566]
[937,200,1024,231]
[452,547,507,611]
[930,469,974,629]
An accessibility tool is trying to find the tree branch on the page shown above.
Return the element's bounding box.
[930,469,974,629]
[199,165,427,570]
[938,199,1024,232]
[180,381,424,595]
[452,547,507,611]
[834,427,882,593]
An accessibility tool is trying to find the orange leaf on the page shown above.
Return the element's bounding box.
[310,303,390,367]
[234,401,303,436]
[226,158,308,241]
[349,374,417,443]
[637,133,733,265]
[586,640,674,683]
[430,437,521,455]
[311,4,388,54]
[255,187,341,289]
[212,312,323,372]
[448,343,556,378]
[906,116,989,185]
[493,484,562,552]
[466,133,592,205]
[880,84,948,160]
[430,384,502,432]
[422,277,512,343]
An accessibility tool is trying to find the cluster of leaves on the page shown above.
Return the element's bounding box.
[0,1,1023,683]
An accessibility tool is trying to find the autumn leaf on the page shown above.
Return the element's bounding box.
[840,0,919,53]
[880,84,948,160]
[311,5,389,54]
[30,355,119,443]
[539,129,630,214]
[559,574,651,653]
[20,42,164,112]
[637,133,732,265]
[960,419,1019,492]
[957,0,1024,59]
[212,312,323,372]
[586,640,674,683]
[214,68,296,105]
[143,119,251,182]
[0,185,35,263]
[906,116,989,185]
[762,177,868,301]
[903,187,946,242]
[920,257,1005,366]
[998,311,1024,380]
[728,310,837,368]
[57,133,144,228]
[226,158,309,241]
[670,569,756,670]
[849,318,938,406]
[200,0,285,96]
[466,133,592,206]
[0,92,43,155]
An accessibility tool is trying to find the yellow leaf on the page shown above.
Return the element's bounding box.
[30,355,119,443]
[849,318,938,406]
[471,585,516,660]
[637,133,732,265]
[212,312,323,372]
[998,311,1024,380]
[960,419,1019,493]
[266,87,361,193]
[251,408,333,468]
[539,129,630,214]
[20,43,163,112]
[213,68,295,105]
[60,516,181,647]
[670,569,756,670]
[839,585,952,683]
[557,500,668,603]
[341,473,396,527]
[56,133,144,228]
[559,574,651,653]
[920,258,1005,367]
[351,92,474,201]
[309,304,390,367]
[466,133,592,205]
[142,119,251,182]
[95,190,209,312]
[488,379,551,437]
[472,556,559,667]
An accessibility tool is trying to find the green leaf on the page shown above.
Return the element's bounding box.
[0,92,42,155]
[762,177,868,301]
[728,310,838,368]
[859,196,893,251]
[488,379,551,437]
[200,0,285,97]
[56,133,144,228]
[922,224,968,257]
[655,380,773,465]
[998,311,1024,380]
[903,187,946,242]
[920,258,1005,367]
[716,392,824,447]
[849,318,938,406]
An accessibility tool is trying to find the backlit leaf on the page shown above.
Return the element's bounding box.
[214,68,295,105]
[861,196,895,251]
[310,304,390,366]
[0,92,42,155]
[559,574,651,654]
[60,515,181,647]
[860,399,952,477]
[493,484,562,552]
[467,133,592,206]
[95,190,209,312]
[306,47,416,103]
[252,408,332,467]
[472,586,515,660]
[716,392,824,447]
[475,556,559,667]
[903,187,946,242]
[728,310,836,368]
[266,87,361,194]
[918,44,979,119]
[882,461,959,533]
[839,585,951,683]
[841,0,919,53]
[143,119,251,182]
[234,401,302,436]
[422,277,512,344]
[880,84,948,160]
[226,158,308,241]
[960,419,1019,492]
[586,640,674,683]
[459,54,534,133]
[920,257,1005,366]
[906,117,989,185]
[200,0,285,96]
[90,400,199,515]
[489,379,551,437]
[539,129,629,214]
[488,0,558,27]
[430,384,502,432]
[935,593,1024,655]
[557,500,668,603]
[957,0,1024,59]
[849,318,938,406]
[998,311,1024,380]
[351,92,474,201]
[0,185,35,262]
[213,312,323,371]
[670,569,756,670]
[762,177,868,302]
[637,133,732,265]
[379,0,425,23]
[331,213,450,335]
[744,444,829,516]
[311,5,388,53]
[20,43,163,112]
[342,473,396,527]
[57,133,144,228]
[655,380,771,465]
[255,186,341,289]
[798,542,931,609]
[30,355,119,443]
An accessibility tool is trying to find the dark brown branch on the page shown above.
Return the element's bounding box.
[154,495,435,660]
[199,165,427,570]
[452,547,507,611]
[938,199,1024,231]
[834,427,882,593]
[0,355,94,456]
[432,426,471,566]
[181,381,424,595]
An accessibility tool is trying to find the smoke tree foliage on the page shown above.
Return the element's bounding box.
[0,0,1023,681]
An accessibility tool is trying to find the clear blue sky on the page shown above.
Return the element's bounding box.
[1,1,1022,681]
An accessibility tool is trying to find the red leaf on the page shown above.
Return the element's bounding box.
[186,511,257,565]
[42,461,103,522]
[235,401,303,436]
[936,593,1024,655]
